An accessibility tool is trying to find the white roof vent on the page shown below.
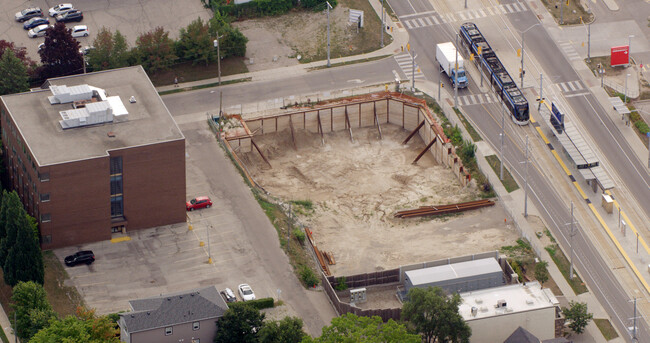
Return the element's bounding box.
[48,84,93,104]
[59,101,113,129]
[129,96,136,103]
[526,299,535,305]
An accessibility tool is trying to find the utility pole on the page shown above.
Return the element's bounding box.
[538,73,543,110]
[500,106,504,180]
[587,22,591,62]
[479,53,484,87]
[411,49,416,92]
[219,91,223,117]
[326,1,332,67]
[454,34,459,108]
[569,201,575,279]
[465,0,468,9]
[524,135,529,217]
[213,36,223,86]
[381,0,385,48]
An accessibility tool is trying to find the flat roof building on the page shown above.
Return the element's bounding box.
[403,258,505,295]
[0,66,186,248]
[459,281,563,342]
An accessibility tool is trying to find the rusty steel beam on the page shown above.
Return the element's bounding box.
[374,102,383,140]
[317,112,324,145]
[289,116,297,150]
[402,120,425,145]
[394,199,495,218]
[250,139,272,168]
[412,136,437,164]
[344,108,354,142]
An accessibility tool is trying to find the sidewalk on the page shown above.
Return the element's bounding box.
[0,302,17,343]
[157,0,409,93]
[417,79,620,343]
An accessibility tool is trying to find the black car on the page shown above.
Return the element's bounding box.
[15,7,43,22]
[64,250,95,266]
[55,10,83,23]
[23,17,49,30]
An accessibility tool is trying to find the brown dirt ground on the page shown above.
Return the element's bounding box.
[240,124,518,275]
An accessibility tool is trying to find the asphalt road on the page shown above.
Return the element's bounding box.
[387,0,646,340]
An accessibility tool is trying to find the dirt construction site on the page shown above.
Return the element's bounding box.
[231,93,518,276]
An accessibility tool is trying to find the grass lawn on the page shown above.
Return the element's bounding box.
[148,58,249,87]
[42,251,85,316]
[453,108,482,142]
[545,243,589,294]
[594,318,619,340]
[485,155,519,193]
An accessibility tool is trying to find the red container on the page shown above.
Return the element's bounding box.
[611,46,629,67]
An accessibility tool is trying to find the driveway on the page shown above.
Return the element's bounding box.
[55,120,335,336]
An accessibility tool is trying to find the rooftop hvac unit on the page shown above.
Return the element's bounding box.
[474,298,483,304]
[495,299,507,308]
[526,299,535,305]
[349,288,367,304]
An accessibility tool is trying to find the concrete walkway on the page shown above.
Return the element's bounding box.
[0,302,17,343]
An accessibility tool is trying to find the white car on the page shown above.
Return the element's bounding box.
[238,284,255,301]
[28,24,51,38]
[49,3,74,17]
[71,25,89,38]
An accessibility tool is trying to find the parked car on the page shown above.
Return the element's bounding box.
[23,17,49,30]
[15,7,43,22]
[186,196,212,211]
[55,9,82,22]
[238,284,255,301]
[64,250,95,266]
[49,3,74,17]
[220,288,237,303]
[38,43,45,51]
[71,25,89,38]
[28,24,51,38]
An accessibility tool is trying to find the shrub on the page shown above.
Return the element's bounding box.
[300,266,319,287]
[294,228,306,244]
[245,297,275,310]
[334,276,348,291]
[634,120,649,135]
[301,0,337,11]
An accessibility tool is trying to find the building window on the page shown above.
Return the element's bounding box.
[165,327,172,336]
[111,196,123,218]
[40,213,51,223]
[40,193,50,202]
[110,156,123,175]
[193,322,200,331]
[110,175,123,195]
[39,173,49,182]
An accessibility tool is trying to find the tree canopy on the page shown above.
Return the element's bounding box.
[30,307,119,343]
[133,27,177,72]
[177,17,215,66]
[303,313,420,343]
[563,301,593,335]
[11,281,56,341]
[534,261,549,287]
[39,22,83,79]
[214,303,265,343]
[0,49,30,95]
[88,27,130,71]
[258,316,305,343]
[401,287,471,343]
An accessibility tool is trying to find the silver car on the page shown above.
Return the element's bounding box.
[28,24,51,38]
[15,7,43,22]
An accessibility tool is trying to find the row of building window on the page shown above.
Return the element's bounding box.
[164,322,201,336]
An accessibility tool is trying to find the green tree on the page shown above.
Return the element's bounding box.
[0,191,23,267]
[301,0,337,11]
[563,301,593,335]
[88,28,130,71]
[401,287,471,343]
[534,261,549,287]
[133,27,177,72]
[0,49,30,95]
[31,307,119,343]
[303,313,420,343]
[110,30,129,68]
[258,316,305,343]
[208,11,248,58]
[39,22,83,79]
[214,303,265,343]
[4,210,45,285]
[177,17,215,66]
[11,281,56,341]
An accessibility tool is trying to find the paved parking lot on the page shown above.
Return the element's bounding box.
[54,120,335,335]
[2,0,211,61]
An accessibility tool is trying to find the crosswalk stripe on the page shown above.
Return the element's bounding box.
[431,16,440,25]
[505,4,514,12]
[404,21,413,29]
[572,81,582,90]
[459,12,467,20]
[511,2,522,11]
[418,18,426,26]
[567,82,576,91]
[423,17,432,25]
[559,83,569,92]
[485,94,492,102]
[446,13,455,22]
[477,94,485,104]
[478,9,486,17]
[499,5,507,13]
[487,7,495,15]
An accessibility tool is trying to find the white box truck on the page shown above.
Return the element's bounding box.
[436,42,468,88]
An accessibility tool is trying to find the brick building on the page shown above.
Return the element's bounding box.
[0,66,186,249]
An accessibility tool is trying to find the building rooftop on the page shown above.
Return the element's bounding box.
[458,281,559,321]
[405,258,502,286]
[0,66,184,166]
[120,286,228,334]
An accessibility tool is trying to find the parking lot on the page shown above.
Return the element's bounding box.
[54,120,335,335]
[2,0,211,61]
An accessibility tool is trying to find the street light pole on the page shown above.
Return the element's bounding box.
[213,36,222,86]
[381,0,384,48]
[569,201,575,279]
[524,135,529,217]
[411,49,416,92]
[326,1,332,67]
[538,73,543,110]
